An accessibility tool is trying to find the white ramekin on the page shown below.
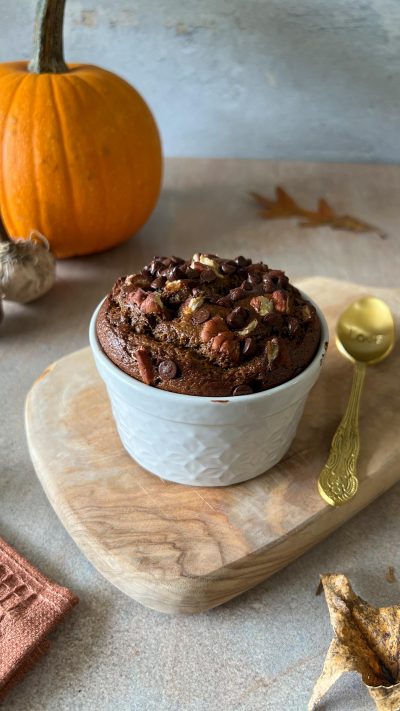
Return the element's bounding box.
[89,294,329,487]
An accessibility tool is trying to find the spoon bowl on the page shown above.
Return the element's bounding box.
[336,297,395,365]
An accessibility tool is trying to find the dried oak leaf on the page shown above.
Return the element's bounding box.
[250,186,308,219]
[309,574,400,711]
[251,187,386,238]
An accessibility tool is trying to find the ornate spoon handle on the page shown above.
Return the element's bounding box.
[318,362,366,506]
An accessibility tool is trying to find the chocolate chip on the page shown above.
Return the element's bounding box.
[151,276,166,289]
[277,276,288,289]
[264,312,283,335]
[161,257,172,267]
[183,265,199,279]
[234,256,252,267]
[262,275,274,293]
[230,287,246,302]
[168,265,185,280]
[227,306,248,329]
[242,337,257,357]
[236,268,248,280]
[268,269,289,289]
[170,256,185,265]
[158,359,178,380]
[242,280,253,291]
[216,296,232,307]
[200,269,217,284]
[268,269,285,279]
[221,261,236,275]
[248,262,267,273]
[206,294,221,304]
[192,307,211,324]
[149,259,163,276]
[232,384,253,396]
[247,271,262,286]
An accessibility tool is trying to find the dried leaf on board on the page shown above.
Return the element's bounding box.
[251,187,386,238]
[309,574,400,711]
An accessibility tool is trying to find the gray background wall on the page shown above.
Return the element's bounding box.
[0,0,399,162]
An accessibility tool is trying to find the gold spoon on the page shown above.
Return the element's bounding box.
[318,297,395,506]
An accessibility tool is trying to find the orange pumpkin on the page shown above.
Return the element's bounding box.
[0,0,162,258]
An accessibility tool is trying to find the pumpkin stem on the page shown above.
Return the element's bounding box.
[29,0,68,74]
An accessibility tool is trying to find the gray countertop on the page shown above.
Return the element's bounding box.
[1,158,399,711]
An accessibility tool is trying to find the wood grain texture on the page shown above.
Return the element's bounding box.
[25,278,400,614]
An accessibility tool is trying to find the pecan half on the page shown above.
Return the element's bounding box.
[140,293,165,315]
[126,287,147,306]
[200,315,227,342]
[211,332,240,363]
[211,331,235,350]
[272,289,291,314]
[135,348,154,384]
[220,339,240,363]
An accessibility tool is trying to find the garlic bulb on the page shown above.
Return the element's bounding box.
[0,221,55,304]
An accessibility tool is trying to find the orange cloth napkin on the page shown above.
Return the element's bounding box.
[0,536,78,699]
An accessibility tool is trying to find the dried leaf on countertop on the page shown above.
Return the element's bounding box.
[309,574,400,711]
[251,187,386,238]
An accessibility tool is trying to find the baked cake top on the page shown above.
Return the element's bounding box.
[96,253,321,397]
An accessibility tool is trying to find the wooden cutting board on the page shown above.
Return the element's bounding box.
[25,278,400,614]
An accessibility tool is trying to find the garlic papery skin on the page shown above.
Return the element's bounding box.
[0,230,56,304]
